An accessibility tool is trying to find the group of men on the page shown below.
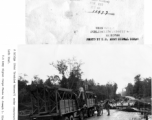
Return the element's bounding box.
[96,100,110,116]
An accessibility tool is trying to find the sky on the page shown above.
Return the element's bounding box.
[18,45,152,93]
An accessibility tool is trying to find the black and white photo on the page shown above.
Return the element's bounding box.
[18,45,151,120]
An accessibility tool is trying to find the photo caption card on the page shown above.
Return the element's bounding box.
[26,0,144,44]
[0,46,17,120]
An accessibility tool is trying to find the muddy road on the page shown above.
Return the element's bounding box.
[86,110,151,120]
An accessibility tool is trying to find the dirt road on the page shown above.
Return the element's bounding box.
[86,110,149,120]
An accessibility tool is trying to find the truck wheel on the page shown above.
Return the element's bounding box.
[79,112,84,120]
[69,115,74,120]
[85,109,88,118]
[89,109,92,117]
[92,109,95,116]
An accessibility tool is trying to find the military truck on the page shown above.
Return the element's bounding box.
[30,85,96,120]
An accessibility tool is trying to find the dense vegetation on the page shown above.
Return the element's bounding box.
[18,59,151,111]
[125,74,151,99]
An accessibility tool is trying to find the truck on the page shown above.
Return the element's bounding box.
[30,85,96,120]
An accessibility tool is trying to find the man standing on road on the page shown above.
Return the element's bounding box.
[96,102,101,116]
[100,101,104,115]
[104,99,110,116]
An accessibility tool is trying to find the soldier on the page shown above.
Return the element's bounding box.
[96,101,104,116]
[104,100,110,116]
[96,102,101,116]
[144,112,148,120]
[100,101,104,115]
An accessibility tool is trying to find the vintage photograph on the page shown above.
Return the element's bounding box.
[26,0,144,44]
[18,45,151,120]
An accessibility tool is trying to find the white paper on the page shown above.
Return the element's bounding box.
[0,46,17,120]
[26,0,144,44]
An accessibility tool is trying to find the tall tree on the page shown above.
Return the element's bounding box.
[50,58,83,90]
[133,74,142,98]
[125,83,134,96]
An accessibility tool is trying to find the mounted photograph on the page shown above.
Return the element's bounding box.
[18,45,151,120]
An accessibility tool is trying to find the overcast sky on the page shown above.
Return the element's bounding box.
[18,45,152,93]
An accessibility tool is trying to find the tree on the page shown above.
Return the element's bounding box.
[18,76,28,91]
[125,75,151,98]
[51,60,68,77]
[68,71,82,90]
[86,79,118,100]
[32,75,44,86]
[113,83,118,99]
[18,75,31,109]
[125,83,134,96]
[44,75,60,87]
[87,79,96,91]
[133,74,142,98]
[44,76,54,87]
[142,77,151,97]
[50,58,83,90]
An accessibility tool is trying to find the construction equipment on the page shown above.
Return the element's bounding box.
[30,85,96,120]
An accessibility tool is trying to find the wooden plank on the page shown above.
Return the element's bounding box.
[69,100,72,107]
[65,107,69,113]
[55,90,58,113]
[73,106,77,111]
[60,100,65,109]
[87,99,89,107]
[61,109,65,114]
[69,107,73,112]
[65,100,69,107]
[72,100,75,105]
